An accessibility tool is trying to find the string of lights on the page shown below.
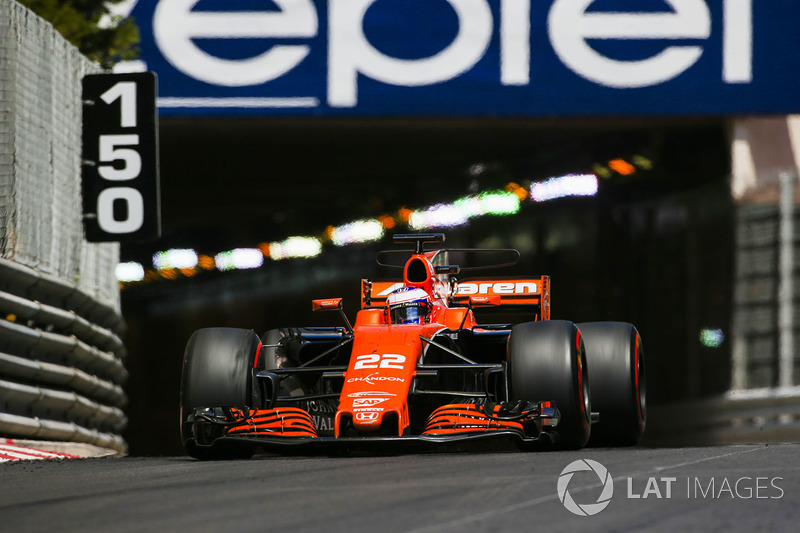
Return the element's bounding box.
[117,172,603,286]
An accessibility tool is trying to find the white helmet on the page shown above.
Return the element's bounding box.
[385,287,432,324]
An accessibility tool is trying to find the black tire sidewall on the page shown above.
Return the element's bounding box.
[507,320,590,449]
[578,322,645,446]
[180,327,261,446]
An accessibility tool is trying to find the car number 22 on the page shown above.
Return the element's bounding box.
[353,354,406,370]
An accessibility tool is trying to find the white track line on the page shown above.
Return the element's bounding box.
[404,446,767,533]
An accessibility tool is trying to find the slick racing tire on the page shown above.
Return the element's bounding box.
[180,328,261,460]
[578,322,645,447]
[507,320,590,449]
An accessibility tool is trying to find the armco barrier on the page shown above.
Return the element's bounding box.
[0,2,126,454]
[0,260,127,453]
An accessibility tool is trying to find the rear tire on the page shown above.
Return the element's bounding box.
[180,327,261,460]
[578,322,645,447]
[507,320,591,449]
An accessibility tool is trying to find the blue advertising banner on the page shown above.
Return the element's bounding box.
[121,0,800,117]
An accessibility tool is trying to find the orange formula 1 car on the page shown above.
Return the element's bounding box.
[180,234,645,459]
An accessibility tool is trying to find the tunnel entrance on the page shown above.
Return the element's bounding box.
[121,117,732,455]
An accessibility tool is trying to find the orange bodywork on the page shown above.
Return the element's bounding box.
[184,236,562,453]
[335,322,447,436]
[228,250,550,441]
[363,270,550,320]
[332,252,549,437]
[225,407,318,438]
[422,404,534,435]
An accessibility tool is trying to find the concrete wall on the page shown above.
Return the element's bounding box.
[0,0,126,453]
[0,0,119,310]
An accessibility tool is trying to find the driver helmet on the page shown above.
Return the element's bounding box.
[385,287,432,324]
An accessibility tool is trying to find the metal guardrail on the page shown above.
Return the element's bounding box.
[1,2,124,454]
[0,259,124,336]
[0,259,128,453]
[643,388,800,446]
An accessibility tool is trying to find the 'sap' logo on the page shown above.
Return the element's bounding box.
[353,398,388,408]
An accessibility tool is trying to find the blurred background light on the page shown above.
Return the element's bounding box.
[269,236,322,260]
[409,203,469,230]
[152,248,198,270]
[476,191,521,215]
[632,155,653,170]
[593,164,612,179]
[700,328,725,348]
[452,197,483,219]
[397,207,412,224]
[213,251,235,272]
[409,190,521,230]
[608,158,636,175]
[331,219,385,246]
[197,255,215,270]
[124,180,597,286]
[215,248,264,271]
[378,214,396,229]
[158,268,178,280]
[530,174,598,202]
[505,182,529,201]
[116,262,144,282]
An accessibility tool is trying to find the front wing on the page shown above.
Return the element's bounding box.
[184,402,560,453]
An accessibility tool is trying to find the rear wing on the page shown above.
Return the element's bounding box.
[453,277,551,320]
[361,276,551,320]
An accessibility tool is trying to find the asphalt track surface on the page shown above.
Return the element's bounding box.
[1,443,798,532]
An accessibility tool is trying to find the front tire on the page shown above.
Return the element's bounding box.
[578,322,645,446]
[180,327,261,459]
[507,320,591,449]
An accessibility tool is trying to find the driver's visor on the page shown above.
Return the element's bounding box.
[389,302,428,324]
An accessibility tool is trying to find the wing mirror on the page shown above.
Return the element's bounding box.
[312,298,343,311]
[311,298,353,333]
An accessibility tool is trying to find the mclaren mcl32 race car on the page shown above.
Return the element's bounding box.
[180,234,646,459]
